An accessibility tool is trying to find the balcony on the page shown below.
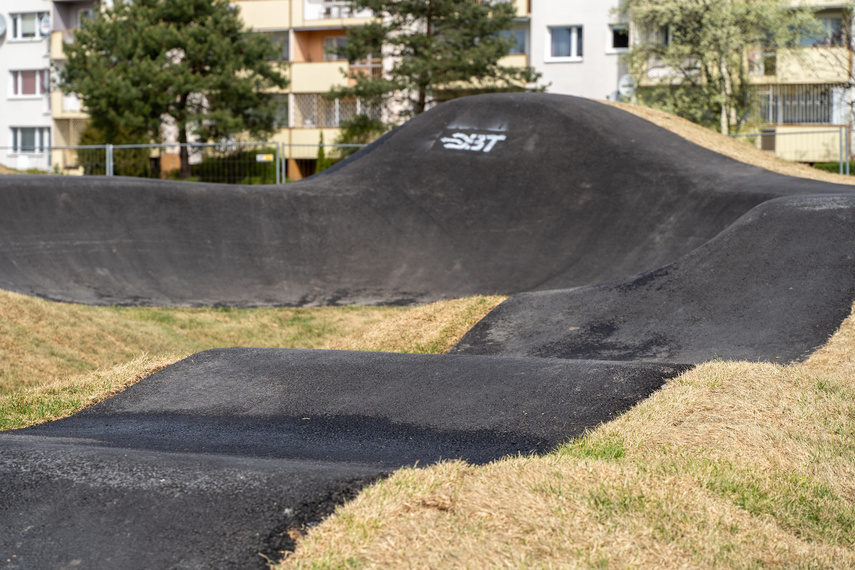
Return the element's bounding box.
[302,0,372,22]
[234,0,290,30]
[775,47,851,84]
[498,53,528,68]
[50,30,76,61]
[289,61,349,92]
[50,90,88,119]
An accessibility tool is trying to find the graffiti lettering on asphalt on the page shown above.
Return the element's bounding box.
[440,132,507,153]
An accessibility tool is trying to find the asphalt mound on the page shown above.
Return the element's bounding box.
[0,348,687,568]
[451,194,855,364]
[0,93,850,307]
[2,93,855,568]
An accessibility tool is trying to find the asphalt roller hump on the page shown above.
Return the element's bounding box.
[1,93,851,307]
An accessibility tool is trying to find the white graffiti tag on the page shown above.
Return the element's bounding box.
[440,132,506,153]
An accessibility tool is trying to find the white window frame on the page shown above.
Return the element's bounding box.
[9,12,50,41]
[607,24,629,54]
[546,25,583,63]
[11,127,51,154]
[10,70,50,99]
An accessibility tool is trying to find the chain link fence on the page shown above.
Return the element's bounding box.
[0,141,367,183]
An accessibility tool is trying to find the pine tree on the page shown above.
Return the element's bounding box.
[58,0,288,177]
[328,0,541,126]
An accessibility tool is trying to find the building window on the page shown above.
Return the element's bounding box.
[11,128,50,153]
[272,94,289,128]
[261,31,290,61]
[78,8,96,26]
[801,15,846,47]
[548,26,583,61]
[323,37,348,61]
[609,24,629,52]
[10,12,50,40]
[10,70,50,97]
[499,29,527,55]
[657,25,672,47]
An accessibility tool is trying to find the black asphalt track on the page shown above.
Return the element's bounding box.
[2,93,855,568]
[0,94,851,307]
[451,194,855,364]
[0,349,687,568]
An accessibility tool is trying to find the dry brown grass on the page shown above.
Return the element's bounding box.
[0,288,403,395]
[325,295,506,354]
[0,353,183,430]
[606,100,855,186]
[0,164,17,175]
[0,294,501,429]
[279,304,855,569]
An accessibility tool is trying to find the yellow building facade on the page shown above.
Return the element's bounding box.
[748,1,852,162]
[635,0,853,163]
[236,0,379,179]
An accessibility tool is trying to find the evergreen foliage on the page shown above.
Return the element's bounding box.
[335,114,390,158]
[58,0,288,177]
[621,0,821,134]
[328,0,541,127]
[316,131,334,172]
[77,123,153,178]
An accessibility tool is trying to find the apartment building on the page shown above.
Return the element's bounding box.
[0,0,54,172]
[529,0,628,101]
[50,0,96,172]
[749,0,853,162]
[234,0,376,179]
[630,0,853,162]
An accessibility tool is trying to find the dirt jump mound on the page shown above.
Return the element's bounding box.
[0,93,849,307]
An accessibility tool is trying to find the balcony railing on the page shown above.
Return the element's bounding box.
[303,0,372,21]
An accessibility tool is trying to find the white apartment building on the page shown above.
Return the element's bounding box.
[530,0,628,101]
[0,0,54,171]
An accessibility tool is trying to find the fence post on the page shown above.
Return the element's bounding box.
[275,142,281,185]
[106,143,114,177]
[847,128,851,176]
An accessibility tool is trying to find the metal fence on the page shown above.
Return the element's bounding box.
[5,131,855,181]
[730,127,852,175]
[0,141,367,184]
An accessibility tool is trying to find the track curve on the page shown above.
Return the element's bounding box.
[0,93,850,307]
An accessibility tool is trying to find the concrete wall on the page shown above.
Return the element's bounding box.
[530,0,626,101]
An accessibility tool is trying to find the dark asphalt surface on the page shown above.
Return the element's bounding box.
[0,94,849,307]
[1,350,687,568]
[1,94,855,568]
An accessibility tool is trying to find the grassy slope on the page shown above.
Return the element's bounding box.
[281,314,855,568]
[0,288,409,396]
[0,294,503,430]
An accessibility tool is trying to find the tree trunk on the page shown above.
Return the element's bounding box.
[719,60,732,136]
[178,93,191,179]
[414,0,432,115]
[417,87,427,115]
[178,126,191,179]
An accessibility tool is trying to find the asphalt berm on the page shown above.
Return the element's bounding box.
[1,93,854,568]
